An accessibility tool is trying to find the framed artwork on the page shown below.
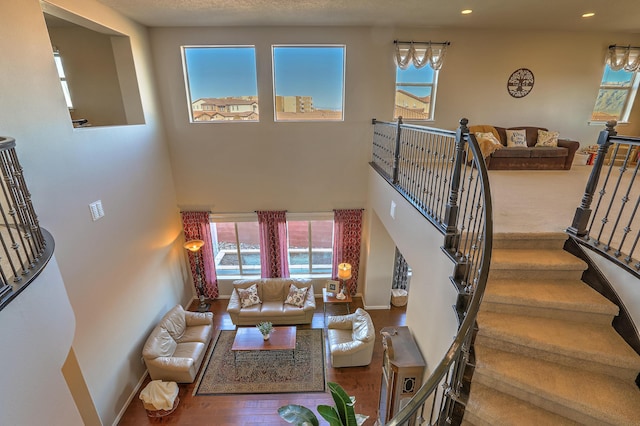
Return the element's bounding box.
[326,280,339,293]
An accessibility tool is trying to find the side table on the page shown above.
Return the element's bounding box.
[323,288,352,323]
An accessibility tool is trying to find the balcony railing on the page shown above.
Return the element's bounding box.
[371,118,493,425]
[0,136,54,311]
[567,121,640,279]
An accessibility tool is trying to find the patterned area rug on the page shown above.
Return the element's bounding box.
[194,328,325,395]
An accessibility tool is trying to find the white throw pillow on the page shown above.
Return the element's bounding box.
[284,284,308,308]
[237,283,261,308]
[506,129,527,147]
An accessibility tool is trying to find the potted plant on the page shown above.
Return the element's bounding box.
[256,321,273,340]
[278,382,368,425]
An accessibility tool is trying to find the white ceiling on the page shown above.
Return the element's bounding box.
[95,0,640,33]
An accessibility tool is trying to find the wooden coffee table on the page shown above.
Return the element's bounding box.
[231,326,297,366]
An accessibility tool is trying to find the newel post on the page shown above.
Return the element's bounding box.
[392,116,403,184]
[443,118,469,252]
[567,120,617,238]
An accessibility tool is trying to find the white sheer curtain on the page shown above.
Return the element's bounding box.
[607,45,640,72]
[394,41,449,70]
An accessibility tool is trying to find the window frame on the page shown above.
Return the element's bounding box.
[271,44,346,123]
[209,212,334,279]
[286,212,334,278]
[590,63,640,124]
[181,45,259,124]
[394,64,440,122]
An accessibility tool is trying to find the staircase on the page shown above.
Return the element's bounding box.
[463,232,640,426]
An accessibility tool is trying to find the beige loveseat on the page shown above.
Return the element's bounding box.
[327,308,375,367]
[227,278,316,325]
[142,304,214,383]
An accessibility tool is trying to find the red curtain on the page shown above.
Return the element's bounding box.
[257,210,290,278]
[332,209,363,296]
[181,211,218,299]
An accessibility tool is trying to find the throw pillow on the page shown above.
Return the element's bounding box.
[536,129,559,147]
[237,283,261,308]
[475,132,502,146]
[506,129,527,147]
[284,284,308,308]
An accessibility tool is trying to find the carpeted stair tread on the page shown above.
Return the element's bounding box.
[493,232,568,250]
[474,345,640,425]
[465,382,581,426]
[484,279,618,317]
[490,248,587,271]
[476,311,640,380]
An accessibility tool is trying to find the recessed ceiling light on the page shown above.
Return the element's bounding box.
[461,9,473,15]
[582,12,595,18]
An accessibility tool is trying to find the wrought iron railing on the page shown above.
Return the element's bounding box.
[371,118,493,425]
[0,136,54,311]
[567,121,640,278]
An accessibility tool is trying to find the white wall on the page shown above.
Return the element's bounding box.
[366,169,459,375]
[1,1,186,424]
[0,256,83,426]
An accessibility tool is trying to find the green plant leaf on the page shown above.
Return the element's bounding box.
[278,404,319,426]
[327,382,357,425]
[317,405,343,426]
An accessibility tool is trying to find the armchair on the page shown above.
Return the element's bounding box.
[326,308,375,367]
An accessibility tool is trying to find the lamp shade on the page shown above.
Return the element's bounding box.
[184,239,204,252]
[337,262,352,280]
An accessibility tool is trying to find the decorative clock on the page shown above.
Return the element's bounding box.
[507,68,534,98]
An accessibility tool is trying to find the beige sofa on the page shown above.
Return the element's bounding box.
[227,278,316,325]
[142,304,214,383]
[327,308,375,367]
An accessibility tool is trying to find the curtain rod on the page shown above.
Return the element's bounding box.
[608,44,640,50]
[394,40,450,46]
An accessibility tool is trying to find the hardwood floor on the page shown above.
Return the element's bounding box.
[118,297,406,425]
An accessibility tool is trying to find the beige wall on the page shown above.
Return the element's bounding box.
[150,25,640,214]
[1,0,186,424]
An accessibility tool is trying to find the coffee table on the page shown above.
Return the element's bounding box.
[231,326,297,366]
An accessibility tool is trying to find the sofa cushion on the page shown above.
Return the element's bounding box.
[530,147,568,158]
[143,327,177,359]
[261,280,288,302]
[492,147,532,158]
[536,129,559,147]
[237,283,262,308]
[173,341,205,360]
[352,308,375,342]
[506,129,527,147]
[160,305,187,340]
[178,324,212,343]
[469,125,501,144]
[285,284,308,307]
[508,126,547,147]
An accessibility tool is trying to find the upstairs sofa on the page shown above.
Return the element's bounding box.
[227,278,316,325]
[142,304,214,383]
[470,125,580,170]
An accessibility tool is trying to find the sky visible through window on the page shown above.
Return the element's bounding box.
[183,46,258,101]
[396,65,435,97]
[273,46,345,111]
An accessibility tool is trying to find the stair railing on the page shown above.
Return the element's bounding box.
[567,121,640,279]
[0,136,54,311]
[371,118,493,425]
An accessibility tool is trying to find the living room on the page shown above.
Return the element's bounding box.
[1,0,640,425]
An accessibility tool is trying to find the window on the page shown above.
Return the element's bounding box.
[210,217,261,277]
[287,214,334,276]
[209,213,334,278]
[272,45,345,122]
[182,46,259,123]
[394,65,438,121]
[591,64,639,123]
[53,49,73,108]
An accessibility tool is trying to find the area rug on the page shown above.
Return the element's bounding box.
[194,328,325,395]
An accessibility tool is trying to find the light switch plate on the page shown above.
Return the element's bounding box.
[89,200,104,221]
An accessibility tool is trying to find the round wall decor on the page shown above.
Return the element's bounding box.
[507,68,534,98]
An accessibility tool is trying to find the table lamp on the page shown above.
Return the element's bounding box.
[337,262,352,300]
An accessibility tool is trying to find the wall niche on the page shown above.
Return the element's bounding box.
[41,2,144,128]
